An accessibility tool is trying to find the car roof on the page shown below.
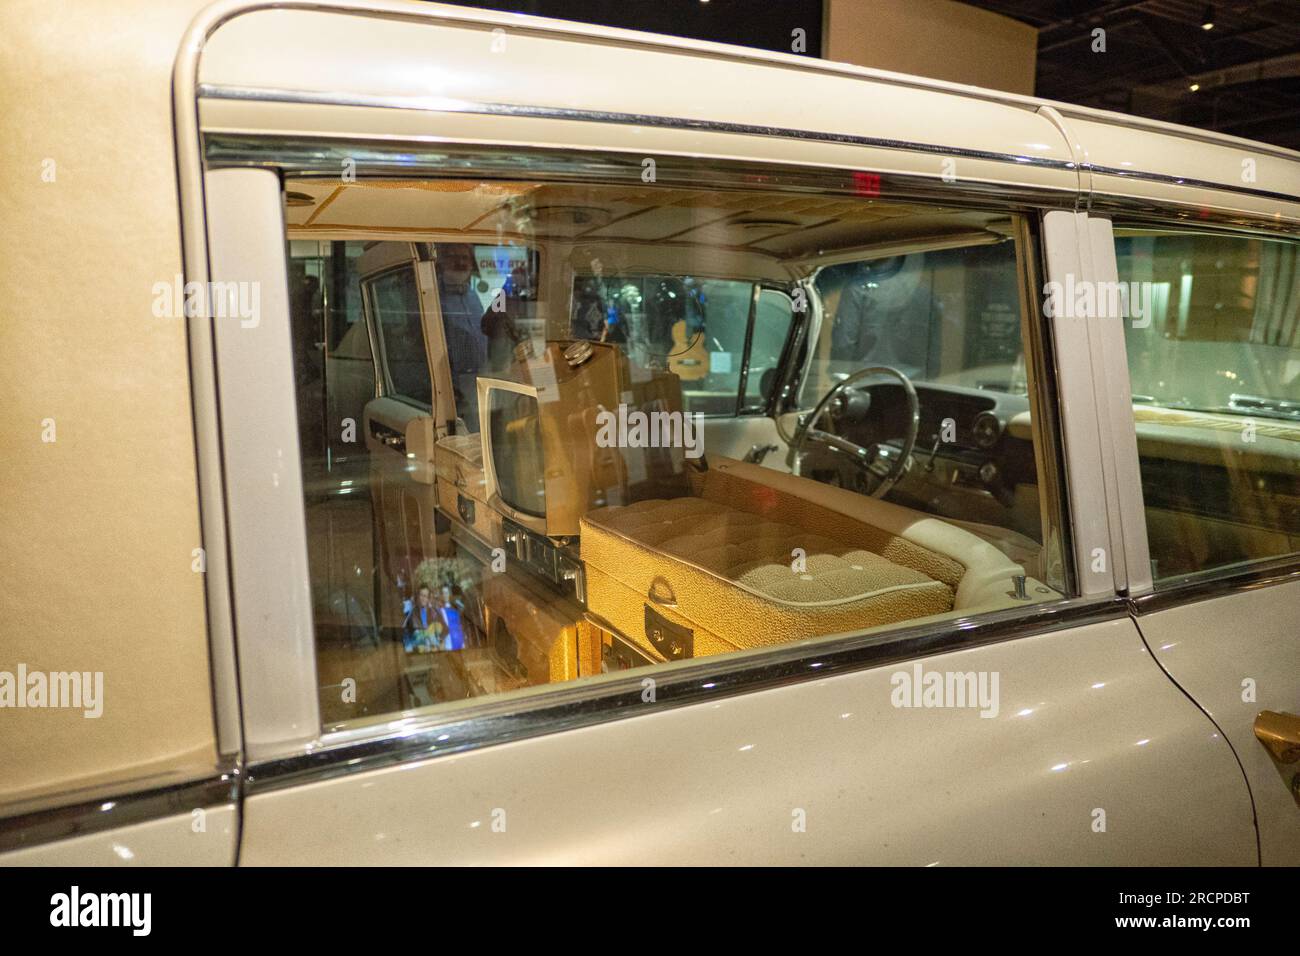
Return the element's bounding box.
[182,0,1300,224]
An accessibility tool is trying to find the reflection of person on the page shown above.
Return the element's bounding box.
[481,265,527,371]
[571,277,607,341]
[829,256,921,375]
[436,593,466,652]
[437,244,489,428]
[403,585,446,652]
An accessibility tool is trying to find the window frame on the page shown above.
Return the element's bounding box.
[200,138,1108,783]
[361,261,435,412]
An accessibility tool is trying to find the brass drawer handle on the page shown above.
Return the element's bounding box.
[1254,710,1300,763]
[648,578,677,609]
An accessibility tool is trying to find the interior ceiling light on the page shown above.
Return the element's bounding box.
[1201,5,1215,30]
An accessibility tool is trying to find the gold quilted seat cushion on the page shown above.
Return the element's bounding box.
[581,496,955,656]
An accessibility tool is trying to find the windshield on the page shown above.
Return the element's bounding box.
[808,239,1028,400]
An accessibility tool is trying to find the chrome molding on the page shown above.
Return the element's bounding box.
[1089,195,1300,238]
[203,133,1080,212]
[1087,163,1300,208]
[1016,214,1074,596]
[0,765,240,854]
[199,82,1079,173]
[1130,554,1300,615]
[198,84,1300,210]
[247,596,1127,793]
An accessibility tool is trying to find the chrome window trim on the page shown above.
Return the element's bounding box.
[1086,164,1300,207]
[1014,214,1074,596]
[248,595,1127,794]
[1089,196,1300,238]
[196,83,1300,209]
[0,765,239,854]
[198,82,1080,174]
[204,132,1081,211]
[1130,554,1300,615]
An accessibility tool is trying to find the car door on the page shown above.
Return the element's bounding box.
[1092,214,1300,865]
[186,4,1259,866]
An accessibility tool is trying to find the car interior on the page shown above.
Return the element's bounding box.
[282,175,1295,728]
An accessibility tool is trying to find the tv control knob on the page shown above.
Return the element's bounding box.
[564,340,594,367]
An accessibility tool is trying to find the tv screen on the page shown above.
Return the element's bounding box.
[487,387,547,519]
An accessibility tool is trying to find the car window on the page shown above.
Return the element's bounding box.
[284,176,1061,734]
[1115,228,1300,581]
[570,274,794,416]
[287,240,375,464]
[365,266,431,407]
[809,240,1028,399]
[745,288,796,411]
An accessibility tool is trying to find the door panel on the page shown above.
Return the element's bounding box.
[241,617,1253,865]
[1136,579,1300,865]
[2,806,237,867]
[1101,220,1300,864]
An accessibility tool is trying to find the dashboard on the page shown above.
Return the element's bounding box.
[822,381,1038,507]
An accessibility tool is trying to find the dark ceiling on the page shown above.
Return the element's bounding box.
[443,1,1299,152]
[966,0,1300,150]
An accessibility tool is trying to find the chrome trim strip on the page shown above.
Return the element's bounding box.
[203,134,1080,211]
[198,83,1078,173]
[1130,555,1300,615]
[0,766,240,854]
[1088,163,1300,207]
[246,596,1126,793]
[197,83,1300,207]
[1088,196,1300,238]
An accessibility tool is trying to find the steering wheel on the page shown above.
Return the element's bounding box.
[785,365,920,498]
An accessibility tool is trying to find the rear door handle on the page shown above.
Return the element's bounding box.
[369,419,406,452]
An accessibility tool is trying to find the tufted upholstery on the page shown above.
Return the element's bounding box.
[581,496,955,657]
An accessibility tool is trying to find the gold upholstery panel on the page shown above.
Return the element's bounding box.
[581,497,954,656]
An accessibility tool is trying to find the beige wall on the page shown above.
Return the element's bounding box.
[824,0,1037,95]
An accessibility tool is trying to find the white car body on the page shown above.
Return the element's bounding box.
[1,0,1296,866]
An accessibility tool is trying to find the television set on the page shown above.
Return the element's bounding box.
[477,341,690,539]
[479,380,548,522]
